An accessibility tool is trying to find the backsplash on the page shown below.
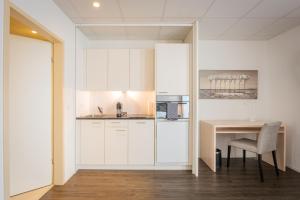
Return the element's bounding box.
[76,91,155,117]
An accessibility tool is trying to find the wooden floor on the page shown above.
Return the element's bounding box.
[41,159,300,200]
[10,186,52,200]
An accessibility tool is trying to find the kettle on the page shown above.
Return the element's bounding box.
[116,102,122,117]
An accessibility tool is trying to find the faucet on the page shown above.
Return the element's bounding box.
[97,106,103,115]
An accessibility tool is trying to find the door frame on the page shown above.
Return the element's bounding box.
[3,3,65,199]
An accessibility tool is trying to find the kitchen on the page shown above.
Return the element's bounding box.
[75,26,195,170]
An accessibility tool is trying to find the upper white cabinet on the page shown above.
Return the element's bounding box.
[77,48,154,91]
[80,120,105,165]
[128,120,154,165]
[130,49,154,91]
[86,49,108,90]
[155,44,190,95]
[107,49,130,91]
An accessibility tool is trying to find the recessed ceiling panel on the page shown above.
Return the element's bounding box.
[79,26,127,40]
[78,25,191,40]
[247,0,300,18]
[205,0,261,18]
[198,18,238,38]
[119,0,165,18]
[256,18,300,37]
[223,19,276,37]
[125,26,160,40]
[70,0,122,18]
[159,26,192,40]
[164,0,213,18]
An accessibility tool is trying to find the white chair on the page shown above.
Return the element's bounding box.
[227,121,281,182]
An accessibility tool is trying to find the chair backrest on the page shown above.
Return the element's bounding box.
[257,121,281,154]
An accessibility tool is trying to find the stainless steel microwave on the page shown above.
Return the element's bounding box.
[156,95,189,120]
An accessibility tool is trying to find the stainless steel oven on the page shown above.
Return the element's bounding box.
[156,95,189,120]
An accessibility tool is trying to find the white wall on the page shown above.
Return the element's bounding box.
[11,0,76,182]
[0,0,6,198]
[198,40,268,157]
[265,26,300,172]
[198,29,300,171]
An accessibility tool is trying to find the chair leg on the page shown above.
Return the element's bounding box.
[272,151,279,176]
[258,154,264,182]
[243,150,246,167]
[227,145,231,168]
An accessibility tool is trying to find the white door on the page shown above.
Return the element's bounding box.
[128,120,154,165]
[86,49,108,90]
[157,120,189,164]
[130,49,154,90]
[80,120,105,165]
[9,35,52,196]
[155,44,189,95]
[107,49,130,91]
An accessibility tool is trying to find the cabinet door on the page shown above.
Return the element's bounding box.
[105,127,128,165]
[155,44,189,95]
[130,49,154,90]
[129,120,154,165]
[80,120,105,165]
[76,48,86,90]
[156,121,189,164]
[108,49,130,91]
[86,49,108,90]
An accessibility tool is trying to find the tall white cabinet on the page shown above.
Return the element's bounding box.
[156,121,189,164]
[155,44,190,95]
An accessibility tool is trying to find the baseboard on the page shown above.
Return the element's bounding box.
[77,164,192,170]
[287,165,300,173]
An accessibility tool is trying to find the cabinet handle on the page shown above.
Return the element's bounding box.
[158,92,168,94]
[91,122,102,125]
[111,122,121,124]
[136,122,146,124]
[115,129,127,132]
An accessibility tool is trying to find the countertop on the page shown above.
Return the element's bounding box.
[76,114,155,120]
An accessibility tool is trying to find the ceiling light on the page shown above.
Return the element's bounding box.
[31,30,38,34]
[92,1,101,8]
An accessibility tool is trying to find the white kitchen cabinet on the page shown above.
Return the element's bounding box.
[155,44,190,95]
[76,48,87,90]
[108,49,130,91]
[129,120,154,165]
[80,120,105,165]
[105,120,128,165]
[86,49,108,90]
[156,120,189,164]
[130,49,154,91]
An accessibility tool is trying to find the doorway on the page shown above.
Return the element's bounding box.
[6,6,64,200]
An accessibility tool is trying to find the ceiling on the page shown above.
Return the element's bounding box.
[54,0,300,40]
[78,26,192,40]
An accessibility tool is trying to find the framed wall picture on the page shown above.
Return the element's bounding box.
[199,70,258,99]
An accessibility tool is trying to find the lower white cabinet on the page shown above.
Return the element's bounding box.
[129,120,154,165]
[105,121,128,165]
[156,120,189,164]
[78,119,156,167]
[105,127,128,165]
[80,120,105,165]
